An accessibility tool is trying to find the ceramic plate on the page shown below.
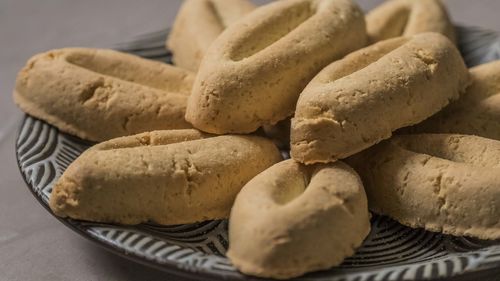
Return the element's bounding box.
[16,26,500,281]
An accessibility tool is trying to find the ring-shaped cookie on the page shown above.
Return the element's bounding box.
[291,33,469,164]
[186,0,366,134]
[14,48,195,142]
[49,129,282,225]
[366,0,455,43]
[227,159,370,279]
[348,134,500,240]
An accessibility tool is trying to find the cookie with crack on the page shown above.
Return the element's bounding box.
[228,159,370,279]
[348,134,500,240]
[366,0,455,43]
[14,48,194,142]
[49,129,282,225]
[186,0,366,134]
[291,33,469,164]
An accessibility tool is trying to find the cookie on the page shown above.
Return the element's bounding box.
[167,0,255,71]
[366,0,455,43]
[49,129,282,225]
[291,33,469,164]
[185,0,366,134]
[227,159,370,279]
[410,60,500,139]
[14,48,195,142]
[348,134,500,240]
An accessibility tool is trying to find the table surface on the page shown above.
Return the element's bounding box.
[1,1,500,280]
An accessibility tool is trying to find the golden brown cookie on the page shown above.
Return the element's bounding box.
[167,0,255,71]
[227,159,370,279]
[49,129,282,225]
[348,134,500,240]
[186,0,367,134]
[14,48,195,142]
[291,33,469,164]
[366,0,455,43]
[410,60,500,139]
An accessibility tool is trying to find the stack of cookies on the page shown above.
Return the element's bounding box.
[13,0,500,279]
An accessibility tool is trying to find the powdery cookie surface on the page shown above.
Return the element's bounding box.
[366,0,455,43]
[49,130,282,225]
[167,0,255,71]
[227,159,370,279]
[186,0,366,134]
[291,33,469,164]
[14,48,194,142]
[348,134,500,240]
[410,60,500,139]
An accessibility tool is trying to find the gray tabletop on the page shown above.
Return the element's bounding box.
[1,1,499,280]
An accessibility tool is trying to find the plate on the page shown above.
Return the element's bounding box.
[16,26,500,281]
